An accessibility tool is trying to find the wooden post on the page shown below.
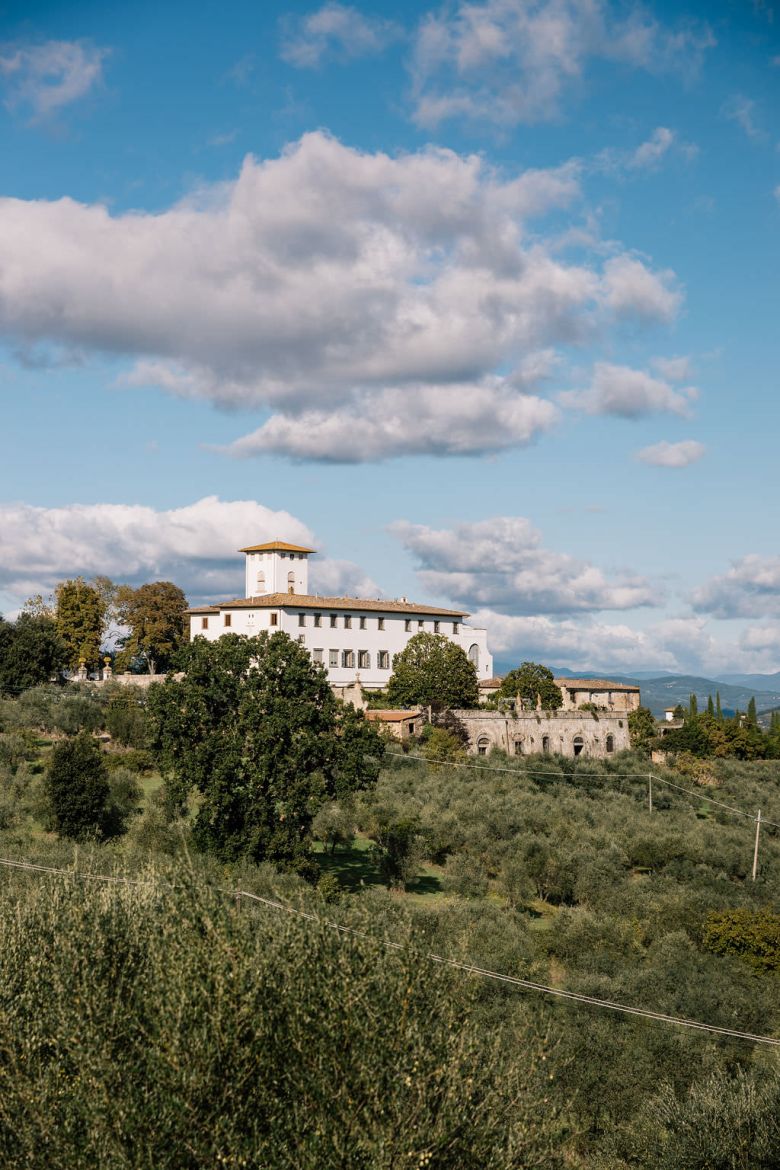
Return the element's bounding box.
[752,810,762,882]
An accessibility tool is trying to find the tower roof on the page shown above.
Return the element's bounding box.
[239,540,316,554]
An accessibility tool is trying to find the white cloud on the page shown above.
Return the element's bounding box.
[0,132,682,461]
[635,439,705,468]
[391,516,658,615]
[410,0,714,129]
[722,94,763,141]
[0,496,374,609]
[627,126,675,169]
[600,255,681,322]
[652,355,693,382]
[473,609,676,671]
[561,362,698,418]
[0,40,107,119]
[224,378,559,461]
[280,4,401,67]
[692,555,780,620]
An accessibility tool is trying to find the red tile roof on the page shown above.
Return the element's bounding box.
[554,677,640,691]
[189,592,468,617]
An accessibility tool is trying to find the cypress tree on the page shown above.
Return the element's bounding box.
[689,693,698,718]
[716,691,723,722]
[707,694,715,717]
[747,696,757,726]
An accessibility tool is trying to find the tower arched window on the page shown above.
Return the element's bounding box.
[468,644,479,669]
[287,571,295,593]
[255,571,265,593]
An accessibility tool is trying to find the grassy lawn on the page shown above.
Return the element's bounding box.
[313,834,447,899]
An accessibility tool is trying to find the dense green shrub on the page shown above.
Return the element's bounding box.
[0,873,563,1170]
[702,908,780,973]
[44,733,114,841]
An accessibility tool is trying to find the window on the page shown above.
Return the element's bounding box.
[224,613,232,628]
[270,613,278,627]
[433,621,439,633]
[542,736,550,754]
[468,644,480,669]
[312,648,323,664]
[606,734,615,754]
[408,721,416,737]
[329,649,338,668]
[453,621,459,634]
[418,620,424,630]
[358,650,370,669]
[359,616,366,630]
[298,613,306,627]
[404,619,412,632]
[287,571,295,593]
[201,617,209,630]
[256,572,265,593]
[342,650,355,668]
[330,614,338,628]
[378,618,385,631]
[344,616,352,630]
[313,614,322,628]
[378,651,389,669]
[573,735,584,757]
[477,737,489,756]
[514,740,523,756]
[297,635,305,645]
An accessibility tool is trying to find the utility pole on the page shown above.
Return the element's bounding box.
[648,774,653,813]
[752,810,762,882]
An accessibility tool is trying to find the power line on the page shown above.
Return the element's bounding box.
[0,852,778,1050]
[388,752,780,830]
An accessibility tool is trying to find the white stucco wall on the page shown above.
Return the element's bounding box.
[244,549,309,598]
[189,603,492,690]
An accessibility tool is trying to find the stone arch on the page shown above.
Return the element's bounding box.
[542,735,550,754]
[573,735,584,757]
[513,739,523,756]
[606,733,615,753]
[287,570,295,593]
[477,736,490,756]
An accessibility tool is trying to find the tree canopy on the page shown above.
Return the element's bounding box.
[497,662,562,711]
[115,581,188,674]
[44,731,113,840]
[0,613,66,695]
[386,632,479,709]
[148,631,384,873]
[55,578,107,669]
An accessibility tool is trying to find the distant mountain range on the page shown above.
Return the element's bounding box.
[492,661,780,718]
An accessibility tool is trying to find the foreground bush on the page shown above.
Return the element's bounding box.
[0,871,564,1170]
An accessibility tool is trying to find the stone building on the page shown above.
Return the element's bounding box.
[454,708,631,759]
[554,677,640,713]
[364,709,425,741]
[186,539,493,691]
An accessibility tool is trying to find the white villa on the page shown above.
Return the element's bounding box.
[186,540,493,691]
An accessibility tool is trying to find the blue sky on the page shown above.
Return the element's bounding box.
[0,0,778,676]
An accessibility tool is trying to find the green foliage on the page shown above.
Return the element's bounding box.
[747,696,757,726]
[55,578,108,670]
[0,614,65,695]
[628,705,657,754]
[497,661,562,710]
[104,687,150,747]
[44,732,114,841]
[0,874,561,1170]
[148,632,384,872]
[312,800,355,854]
[369,816,425,888]
[422,726,466,764]
[115,581,188,674]
[702,908,780,973]
[387,632,479,709]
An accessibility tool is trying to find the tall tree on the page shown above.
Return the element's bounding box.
[115,581,188,674]
[0,613,66,695]
[55,578,107,670]
[628,706,657,756]
[707,694,715,717]
[497,662,562,711]
[747,696,758,726]
[148,632,384,873]
[45,731,112,840]
[716,691,723,722]
[386,632,479,709]
[688,693,698,718]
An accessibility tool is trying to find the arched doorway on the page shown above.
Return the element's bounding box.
[573,735,584,757]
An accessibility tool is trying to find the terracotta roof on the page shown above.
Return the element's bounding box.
[365,710,422,723]
[239,540,316,554]
[206,592,469,617]
[554,677,640,691]
[186,605,220,615]
[479,677,502,689]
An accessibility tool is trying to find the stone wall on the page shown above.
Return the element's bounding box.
[453,709,631,759]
